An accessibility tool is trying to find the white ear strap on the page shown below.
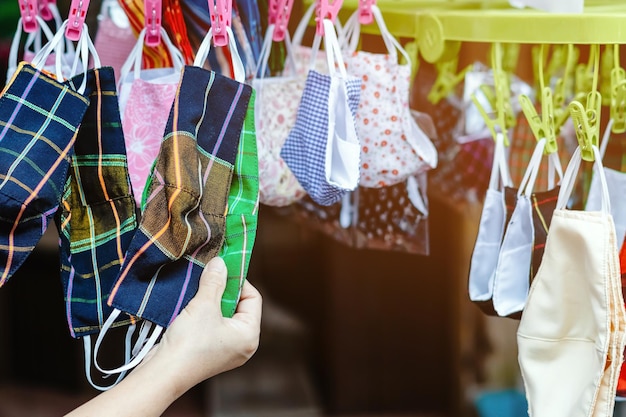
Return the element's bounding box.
[556,145,610,213]
[517,138,546,197]
[93,309,164,376]
[82,326,134,391]
[194,27,245,83]
[31,19,68,81]
[292,2,317,47]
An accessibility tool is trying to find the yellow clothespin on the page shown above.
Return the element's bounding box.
[519,89,558,154]
[575,46,597,103]
[552,44,579,132]
[427,58,471,105]
[569,44,601,162]
[471,43,514,146]
[610,44,626,134]
[519,44,558,154]
[501,43,520,75]
[601,45,614,106]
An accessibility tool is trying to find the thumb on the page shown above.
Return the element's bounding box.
[196,256,227,305]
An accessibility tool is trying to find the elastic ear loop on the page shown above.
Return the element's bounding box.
[517,138,546,198]
[7,16,55,81]
[193,27,246,83]
[82,325,135,391]
[93,308,163,375]
[556,145,610,214]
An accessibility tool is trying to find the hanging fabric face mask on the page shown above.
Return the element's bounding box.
[252,24,306,207]
[492,138,563,318]
[93,0,136,78]
[341,5,437,188]
[0,21,90,286]
[281,19,362,206]
[586,119,626,252]
[56,30,139,389]
[518,145,626,417]
[94,26,253,377]
[467,133,512,313]
[219,91,259,317]
[118,27,184,207]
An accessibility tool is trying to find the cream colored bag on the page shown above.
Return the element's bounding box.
[517,145,626,417]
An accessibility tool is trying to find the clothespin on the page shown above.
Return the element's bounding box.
[491,43,516,130]
[18,0,39,33]
[552,44,579,132]
[39,0,55,21]
[500,43,520,75]
[569,45,601,162]
[144,0,162,47]
[427,59,471,105]
[358,0,375,25]
[520,44,558,154]
[208,0,232,47]
[65,0,90,41]
[519,90,558,154]
[268,0,294,42]
[315,0,343,36]
[610,44,626,134]
[601,45,613,106]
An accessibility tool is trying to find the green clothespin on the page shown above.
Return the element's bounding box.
[569,45,601,162]
[553,44,579,133]
[601,45,614,106]
[519,89,558,155]
[427,58,471,105]
[610,44,626,134]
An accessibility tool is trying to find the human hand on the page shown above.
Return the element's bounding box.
[150,256,262,390]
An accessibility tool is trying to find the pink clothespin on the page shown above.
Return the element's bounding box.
[358,0,375,25]
[39,0,56,21]
[144,0,162,47]
[208,0,232,47]
[65,0,90,41]
[18,0,39,33]
[315,0,343,36]
[271,0,294,42]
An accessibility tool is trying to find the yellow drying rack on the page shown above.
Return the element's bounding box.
[328,0,626,63]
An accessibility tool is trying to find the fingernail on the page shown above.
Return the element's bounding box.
[207,256,226,273]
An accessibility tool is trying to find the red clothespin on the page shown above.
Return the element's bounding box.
[65,0,90,41]
[39,0,56,21]
[315,0,343,36]
[271,0,294,41]
[144,0,162,47]
[18,0,39,33]
[358,0,375,25]
[208,0,232,47]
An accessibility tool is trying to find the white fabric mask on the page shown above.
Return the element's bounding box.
[493,139,563,317]
[518,145,626,417]
[586,119,626,251]
[468,133,512,309]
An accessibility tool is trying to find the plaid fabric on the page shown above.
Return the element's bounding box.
[280,70,362,206]
[0,63,89,286]
[219,91,259,318]
[57,67,138,338]
[108,66,251,328]
[530,186,559,280]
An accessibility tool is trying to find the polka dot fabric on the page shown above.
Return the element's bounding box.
[343,7,437,188]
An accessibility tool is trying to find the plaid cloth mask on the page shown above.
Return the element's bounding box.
[492,139,562,318]
[252,25,306,207]
[219,91,259,318]
[57,67,138,339]
[518,145,626,417]
[0,62,89,286]
[342,6,437,188]
[95,27,251,377]
[281,19,362,206]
